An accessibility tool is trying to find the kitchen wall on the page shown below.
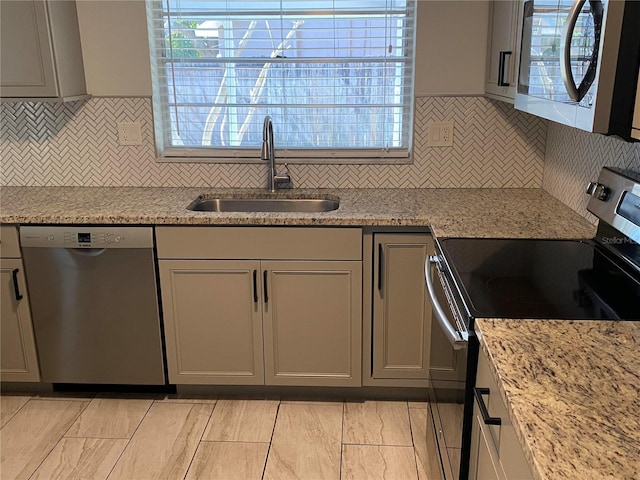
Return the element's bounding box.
[2,0,638,207]
[1,0,547,189]
[0,96,546,188]
[543,123,640,223]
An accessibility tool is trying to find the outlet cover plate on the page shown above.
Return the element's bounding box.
[117,121,142,146]
[427,121,454,147]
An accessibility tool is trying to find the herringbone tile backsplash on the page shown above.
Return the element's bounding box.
[543,123,640,223]
[0,96,546,188]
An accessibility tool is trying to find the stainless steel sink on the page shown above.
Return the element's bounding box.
[187,195,340,213]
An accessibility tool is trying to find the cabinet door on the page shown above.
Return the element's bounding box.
[0,0,57,97]
[469,408,503,480]
[1,258,40,382]
[372,233,432,379]
[159,260,264,385]
[262,261,362,386]
[485,0,522,102]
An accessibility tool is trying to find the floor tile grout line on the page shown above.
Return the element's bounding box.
[198,439,272,444]
[407,401,422,480]
[339,400,345,480]
[26,397,92,480]
[103,395,158,480]
[341,442,416,447]
[195,396,220,442]
[260,398,281,480]
[179,397,219,480]
[0,395,33,430]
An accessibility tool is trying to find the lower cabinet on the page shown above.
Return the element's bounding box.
[362,230,434,387]
[262,261,362,386]
[157,227,362,387]
[159,260,264,385]
[469,346,533,480]
[372,232,432,380]
[0,226,40,382]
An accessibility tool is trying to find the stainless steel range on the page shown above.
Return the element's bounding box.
[424,167,640,479]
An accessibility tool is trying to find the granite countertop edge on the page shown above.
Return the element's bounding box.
[0,186,597,240]
[475,318,640,480]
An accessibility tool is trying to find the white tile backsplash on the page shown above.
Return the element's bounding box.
[0,96,547,188]
[543,122,640,223]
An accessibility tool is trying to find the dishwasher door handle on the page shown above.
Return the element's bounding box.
[69,248,108,257]
[425,256,468,350]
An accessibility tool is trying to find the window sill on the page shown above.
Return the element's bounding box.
[155,156,414,166]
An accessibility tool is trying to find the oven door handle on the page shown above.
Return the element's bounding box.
[425,256,468,350]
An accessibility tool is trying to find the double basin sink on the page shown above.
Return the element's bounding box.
[188,193,340,213]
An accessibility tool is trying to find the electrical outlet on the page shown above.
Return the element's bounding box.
[117,121,142,146]
[427,121,454,147]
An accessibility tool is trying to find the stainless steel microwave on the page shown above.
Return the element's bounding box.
[515,0,640,140]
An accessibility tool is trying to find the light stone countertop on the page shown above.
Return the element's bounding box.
[0,186,596,239]
[475,319,640,480]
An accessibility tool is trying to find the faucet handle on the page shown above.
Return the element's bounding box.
[274,163,291,186]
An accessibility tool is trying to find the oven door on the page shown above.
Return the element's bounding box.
[425,253,470,480]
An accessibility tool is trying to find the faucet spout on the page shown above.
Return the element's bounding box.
[261,115,290,192]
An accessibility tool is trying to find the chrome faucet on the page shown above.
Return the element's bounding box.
[261,116,291,192]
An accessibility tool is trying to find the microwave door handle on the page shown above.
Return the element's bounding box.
[425,256,468,350]
[561,0,604,102]
[561,0,584,101]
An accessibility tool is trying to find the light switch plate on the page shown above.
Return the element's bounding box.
[427,121,454,147]
[117,121,142,146]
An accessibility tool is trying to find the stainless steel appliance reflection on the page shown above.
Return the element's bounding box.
[515,0,640,138]
[21,226,166,385]
[424,167,640,479]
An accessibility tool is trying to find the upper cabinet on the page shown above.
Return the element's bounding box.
[0,0,88,102]
[485,0,523,103]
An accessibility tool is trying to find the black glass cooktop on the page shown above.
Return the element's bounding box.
[439,238,640,320]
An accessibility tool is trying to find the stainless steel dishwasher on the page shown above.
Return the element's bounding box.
[20,226,166,385]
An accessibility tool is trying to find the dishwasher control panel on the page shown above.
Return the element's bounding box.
[20,226,154,249]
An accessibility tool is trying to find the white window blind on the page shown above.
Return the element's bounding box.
[146,0,416,161]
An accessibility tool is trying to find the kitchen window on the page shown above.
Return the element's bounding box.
[146,0,417,163]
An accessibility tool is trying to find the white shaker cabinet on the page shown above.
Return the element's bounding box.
[156,227,362,387]
[371,233,432,381]
[0,227,40,382]
[485,0,523,103]
[0,0,88,101]
[158,260,265,385]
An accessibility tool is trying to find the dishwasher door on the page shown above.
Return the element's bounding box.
[21,227,166,385]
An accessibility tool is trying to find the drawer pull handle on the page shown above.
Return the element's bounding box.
[377,243,383,290]
[498,50,512,87]
[12,268,23,301]
[473,387,502,425]
[252,270,258,303]
[263,270,268,303]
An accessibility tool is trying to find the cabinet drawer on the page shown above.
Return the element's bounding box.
[476,348,533,480]
[156,226,362,260]
[0,226,21,258]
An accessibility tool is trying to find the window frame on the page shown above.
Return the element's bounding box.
[146,0,417,164]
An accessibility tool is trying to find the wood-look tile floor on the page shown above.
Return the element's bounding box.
[0,393,437,480]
